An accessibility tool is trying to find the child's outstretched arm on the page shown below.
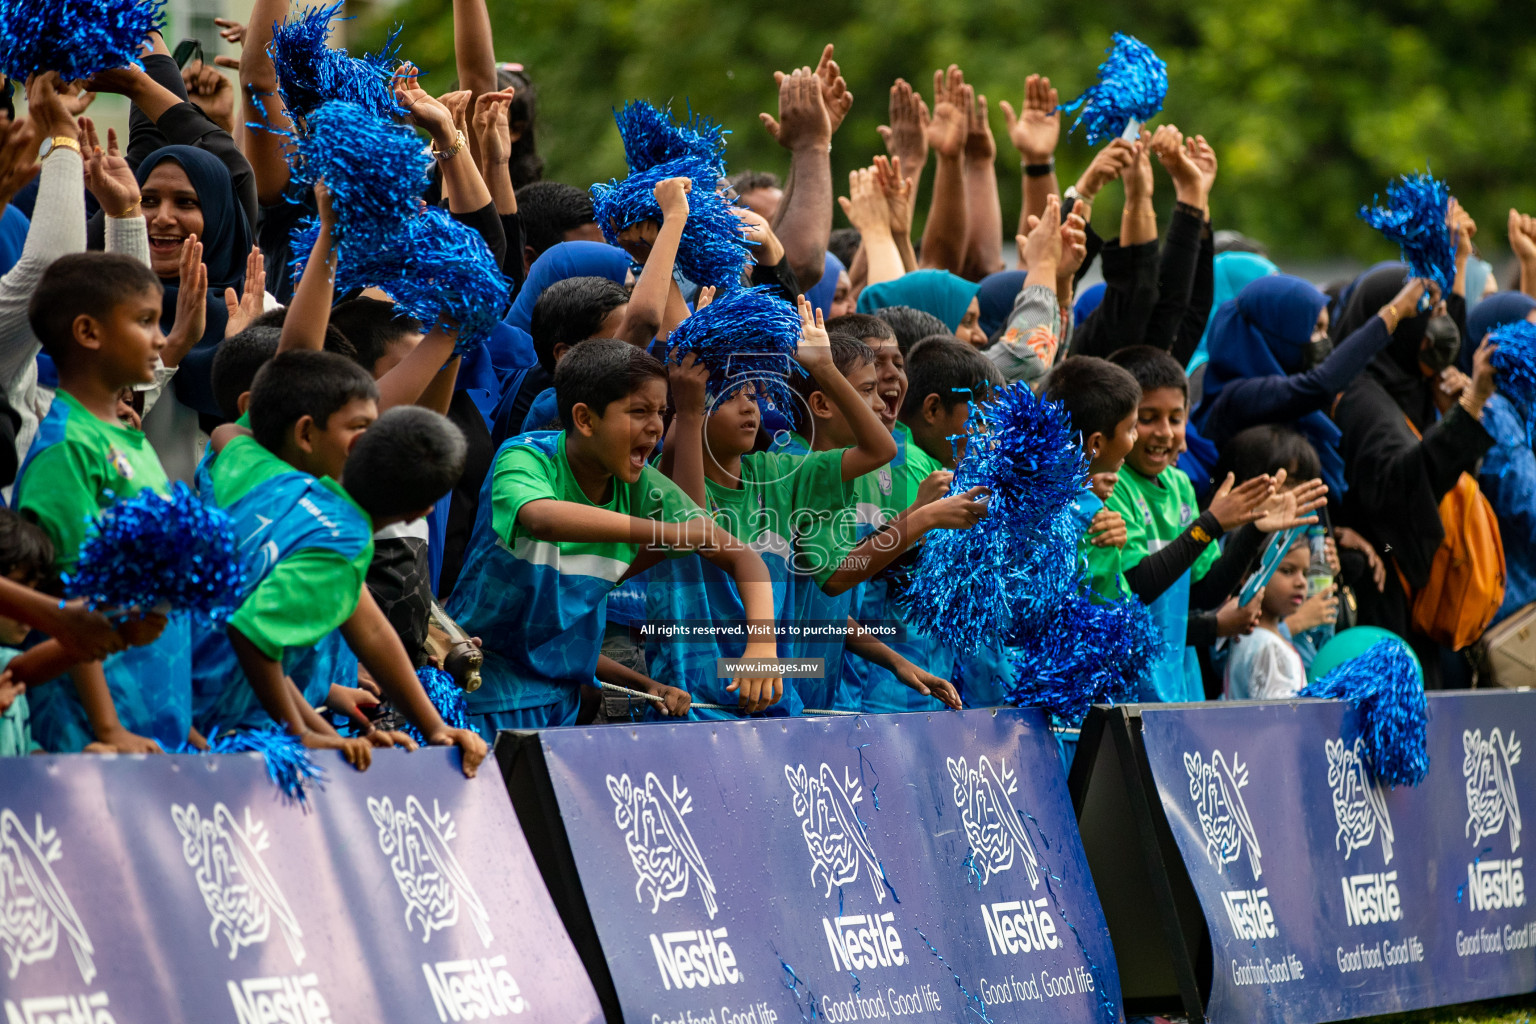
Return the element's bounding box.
[794,295,898,480]
[661,352,710,505]
[616,177,691,347]
[0,579,124,661]
[277,182,336,355]
[845,618,961,709]
[376,324,461,411]
[71,662,162,753]
[691,524,782,712]
[227,625,372,769]
[596,655,692,717]
[339,588,487,777]
[820,476,989,595]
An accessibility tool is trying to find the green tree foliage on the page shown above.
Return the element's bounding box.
[361,0,1536,263]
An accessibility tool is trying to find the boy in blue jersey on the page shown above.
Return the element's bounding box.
[649,298,904,716]
[194,352,487,774]
[15,253,184,753]
[446,339,781,736]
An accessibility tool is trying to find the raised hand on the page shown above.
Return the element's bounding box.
[1019,194,1063,271]
[1185,134,1218,198]
[760,66,831,152]
[213,16,247,46]
[183,60,235,133]
[1075,137,1138,203]
[80,118,139,218]
[223,246,267,339]
[837,166,890,234]
[961,81,995,163]
[1508,208,1536,263]
[1251,471,1328,533]
[437,88,472,140]
[394,67,457,149]
[925,96,966,161]
[1059,211,1089,280]
[732,206,785,265]
[872,155,913,236]
[1121,129,1155,203]
[877,78,930,177]
[667,349,710,419]
[24,73,79,141]
[999,73,1060,163]
[812,44,853,136]
[472,88,516,166]
[653,175,691,223]
[795,293,832,367]
[163,236,207,368]
[1150,124,1205,207]
[1205,472,1276,532]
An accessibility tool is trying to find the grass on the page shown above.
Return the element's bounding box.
[1351,997,1536,1024]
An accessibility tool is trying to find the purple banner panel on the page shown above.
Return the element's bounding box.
[533,708,1122,1024]
[1139,691,1536,1024]
[0,748,601,1024]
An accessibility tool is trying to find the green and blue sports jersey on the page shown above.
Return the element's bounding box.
[191,436,374,734]
[15,391,192,752]
[1073,487,1131,603]
[645,448,850,719]
[843,425,961,713]
[195,412,251,503]
[444,431,702,719]
[1108,464,1216,703]
[766,432,866,711]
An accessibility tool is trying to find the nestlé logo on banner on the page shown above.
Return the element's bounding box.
[1326,738,1403,927]
[0,809,114,1024]
[171,802,331,1024]
[1463,729,1525,913]
[1182,751,1275,941]
[367,795,528,1021]
[783,762,906,973]
[945,756,1059,958]
[605,772,741,992]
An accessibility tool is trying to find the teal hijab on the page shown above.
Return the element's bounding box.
[1187,251,1279,372]
[856,269,979,332]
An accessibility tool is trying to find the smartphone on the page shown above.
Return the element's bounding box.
[172,38,204,71]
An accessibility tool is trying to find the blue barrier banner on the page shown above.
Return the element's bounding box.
[1139,692,1536,1023]
[535,708,1122,1023]
[0,748,602,1023]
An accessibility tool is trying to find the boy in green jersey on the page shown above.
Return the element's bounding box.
[15,254,183,753]
[446,339,780,735]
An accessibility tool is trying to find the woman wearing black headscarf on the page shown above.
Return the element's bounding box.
[1330,263,1498,686]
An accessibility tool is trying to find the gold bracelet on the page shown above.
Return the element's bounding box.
[1380,305,1400,333]
[431,128,467,162]
[108,199,142,219]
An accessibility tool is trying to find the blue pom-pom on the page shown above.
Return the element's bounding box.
[1059,33,1168,145]
[898,383,1088,654]
[401,667,468,744]
[592,157,751,290]
[1489,319,1536,424]
[289,100,429,248]
[269,1,404,123]
[208,726,326,805]
[66,483,245,626]
[1358,172,1458,296]
[1300,638,1429,787]
[665,286,805,411]
[1006,587,1165,725]
[615,100,728,175]
[0,0,163,82]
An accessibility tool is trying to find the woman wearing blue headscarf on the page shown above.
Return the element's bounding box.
[505,240,631,333]
[856,269,986,347]
[1193,273,1418,500]
[1469,292,1536,625]
[1186,251,1277,372]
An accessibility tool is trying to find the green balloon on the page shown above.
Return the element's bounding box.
[1308,627,1423,685]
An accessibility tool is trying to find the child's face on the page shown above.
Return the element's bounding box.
[1089,409,1140,475]
[704,385,761,461]
[97,288,167,387]
[1263,544,1312,620]
[585,378,668,484]
[0,567,35,646]
[816,360,882,448]
[308,397,379,480]
[1126,387,1187,478]
[930,399,973,469]
[865,337,907,431]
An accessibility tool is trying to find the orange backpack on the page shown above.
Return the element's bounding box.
[1393,415,1506,649]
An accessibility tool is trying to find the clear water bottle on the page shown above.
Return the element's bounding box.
[1306,525,1336,644]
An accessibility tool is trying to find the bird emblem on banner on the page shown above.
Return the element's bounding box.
[607,772,719,918]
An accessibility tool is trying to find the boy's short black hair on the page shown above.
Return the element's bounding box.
[1041,356,1142,441]
[875,305,948,356]
[248,351,380,453]
[788,333,876,433]
[554,338,666,431]
[327,298,425,375]
[211,326,281,421]
[825,312,896,345]
[517,181,597,257]
[28,253,162,359]
[532,277,630,374]
[827,228,861,269]
[343,407,466,521]
[726,169,781,196]
[1213,425,1322,485]
[0,508,54,586]
[1109,345,1188,400]
[901,337,1002,418]
[251,306,358,361]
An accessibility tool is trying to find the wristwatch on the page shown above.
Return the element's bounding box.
[39,135,81,160]
[431,128,467,162]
